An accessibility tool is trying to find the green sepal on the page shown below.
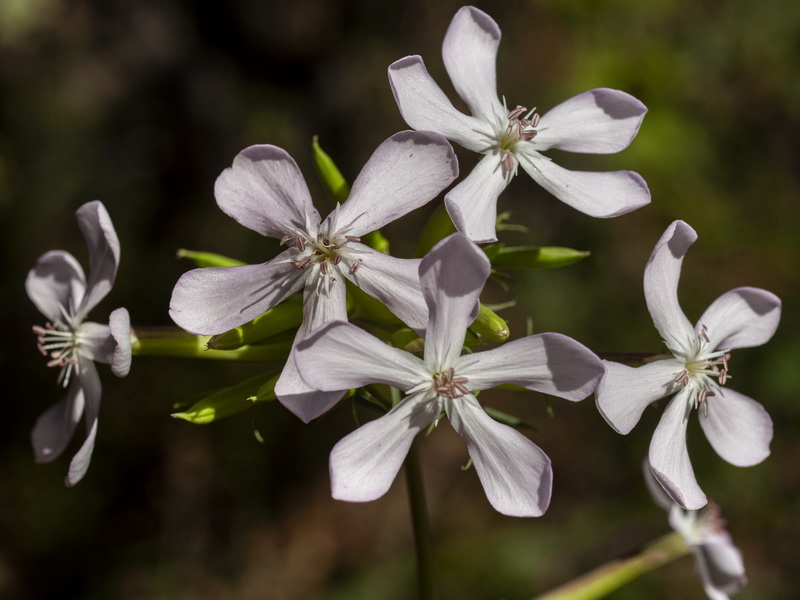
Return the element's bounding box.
[207,296,303,350]
[487,245,590,270]
[176,249,246,268]
[346,279,404,330]
[312,136,350,204]
[391,328,425,354]
[250,373,280,404]
[172,371,278,424]
[483,406,536,431]
[470,303,510,343]
[361,230,391,254]
[414,203,457,258]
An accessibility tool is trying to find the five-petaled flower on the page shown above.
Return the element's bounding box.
[169,131,458,423]
[597,221,781,509]
[294,233,604,517]
[26,201,131,486]
[388,5,651,243]
[645,463,747,600]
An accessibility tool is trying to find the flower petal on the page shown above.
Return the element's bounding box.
[75,201,121,317]
[534,89,647,154]
[77,322,114,364]
[695,537,747,598]
[344,247,428,331]
[643,220,698,353]
[214,145,320,239]
[109,307,132,377]
[169,250,305,335]
[329,393,440,502]
[335,131,458,237]
[447,394,552,517]
[388,56,490,152]
[32,381,84,464]
[441,6,505,124]
[445,154,510,243]
[697,287,781,351]
[296,321,428,392]
[457,333,604,401]
[596,359,682,434]
[275,276,349,423]
[420,233,491,370]
[649,389,707,510]
[519,152,651,218]
[65,358,102,486]
[26,250,86,324]
[699,388,772,467]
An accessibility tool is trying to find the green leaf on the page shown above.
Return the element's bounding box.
[208,296,303,350]
[490,246,590,270]
[176,249,246,268]
[312,136,350,204]
[172,372,278,424]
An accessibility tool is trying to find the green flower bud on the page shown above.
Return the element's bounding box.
[172,372,278,424]
[207,296,303,350]
[176,249,246,268]
[486,245,590,270]
[470,303,510,343]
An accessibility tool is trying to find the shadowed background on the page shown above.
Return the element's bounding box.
[1,0,798,598]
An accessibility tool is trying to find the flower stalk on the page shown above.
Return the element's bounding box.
[405,439,437,600]
[131,326,291,362]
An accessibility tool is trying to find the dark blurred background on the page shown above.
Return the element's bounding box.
[1,0,798,598]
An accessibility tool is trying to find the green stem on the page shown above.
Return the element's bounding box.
[533,532,690,600]
[405,439,437,600]
[131,326,290,362]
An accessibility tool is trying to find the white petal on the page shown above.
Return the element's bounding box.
[65,358,102,486]
[109,307,132,377]
[336,131,458,237]
[643,460,675,511]
[344,247,427,331]
[448,394,552,517]
[26,250,86,324]
[295,321,428,392]
[32,380,84,464]
[329,394,440,502]
[388,56,490,152]
[534,88,647,153]
[445,154,510,243]
[275,276,349,423]
[76,321,115,364]
[649,389,707,510]
[75,201,121,317]
[699,388,772,467]
[457,333,604,401]
[696,538,747,598]
[519,152,651,218]
[169,250,305,335]
[442,6,505,123]
[697,287,781,351]
[214,145,320,239]
[596,359,682,434]
[420,234,491,370]
[643,220,698,353]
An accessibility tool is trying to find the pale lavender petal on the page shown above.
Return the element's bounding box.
[109,307,132,377]
[697,287,781,351]
[457,333,604,401]
[643,460,675,510]
[169,250,305,335]
[643,220,698,353]
[295,321,428,392]
[699,388,772,467]
[276,276,348,423]
[336,131,458,237]
[344,247,427,331]
[534,89,647,153]
[75,201,121,317]
[696,537,747,598]
[519,152,651,218]
[596,359,683,435]
[65,358,101,486]
[448,394,552,517]
[214,145,320,239]
[329,394,440,502]
[26,250,86,324]
[388,56,490,152]
[32,381,84,464]
[441,6,505,123]
[649,389,707,510]
[76,322,114,364]
[420,234,491,371]
[445,154,510,243]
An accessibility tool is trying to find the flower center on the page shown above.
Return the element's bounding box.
[281,232,363,281]
[498,105,540,173]
[433,367,470,399]
[33,321,80,387]
[673,325,731,408]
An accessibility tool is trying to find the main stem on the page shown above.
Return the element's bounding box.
[131,326,291,362]
[405,439,437,600]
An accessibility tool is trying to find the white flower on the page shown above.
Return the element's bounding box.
[388,5,650,242]
[597,221,781,509]
[26,201,131,486]
[169,131,458,422]
[294,233,604,516]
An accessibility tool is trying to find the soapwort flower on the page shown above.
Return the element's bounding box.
[294,233,604,517]
[645,464,747,600]
[169,131,458,423]
[597,221,781,509]
[26,201,131,486]
[388,5,650,242]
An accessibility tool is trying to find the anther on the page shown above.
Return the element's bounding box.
[291,257,310,270]
[350,260,363,274]
[344,235,361,243]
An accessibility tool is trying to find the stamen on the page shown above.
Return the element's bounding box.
[350,259,362,274]
[344,235,361,243]
[433,367,470,399]
[291,257,310,270]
